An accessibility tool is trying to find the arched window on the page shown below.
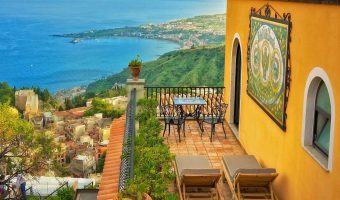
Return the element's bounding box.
[302,67,335,171]
[313,81,331,156]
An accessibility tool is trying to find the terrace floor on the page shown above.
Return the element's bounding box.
[161,120,246,199]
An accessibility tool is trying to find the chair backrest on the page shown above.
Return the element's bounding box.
[160,104,174,118]
[203,102,228,121]
[213,103,228,120]
[160,103,186,121]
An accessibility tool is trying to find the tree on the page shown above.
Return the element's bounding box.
[64,98,74,110]
[0,103,58,185]
[0,82,15,105]
[72,95,86,108]
[42,89,51,102]
[84,98,123,118]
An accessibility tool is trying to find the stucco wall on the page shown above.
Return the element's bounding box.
[224,1,340,199]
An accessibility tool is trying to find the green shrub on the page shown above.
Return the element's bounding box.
[97,152,106,173]
[84,97,124,118]
[123,98,176,200]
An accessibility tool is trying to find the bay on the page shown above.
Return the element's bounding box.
[0,0,225,93]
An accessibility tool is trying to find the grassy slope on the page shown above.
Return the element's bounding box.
[86,45,225,94]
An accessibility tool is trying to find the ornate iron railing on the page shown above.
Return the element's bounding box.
[118,88,136,192]
[145,86,225,117]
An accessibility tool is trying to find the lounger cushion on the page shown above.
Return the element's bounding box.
[222,155,262,179]
[175,155,219,178]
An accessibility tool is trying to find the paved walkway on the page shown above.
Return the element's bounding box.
[162,120,246,199]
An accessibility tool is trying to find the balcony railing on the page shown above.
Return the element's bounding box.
[145,86,225,117]
[118,88,136,192]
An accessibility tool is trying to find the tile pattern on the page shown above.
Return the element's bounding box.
[97,116,126,200]
[162,120,246,199]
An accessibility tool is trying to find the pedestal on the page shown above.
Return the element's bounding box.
[126,79,145,102]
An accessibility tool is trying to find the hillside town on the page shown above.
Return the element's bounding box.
[14,88,128,180]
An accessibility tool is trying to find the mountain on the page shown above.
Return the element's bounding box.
[86,45,225,94]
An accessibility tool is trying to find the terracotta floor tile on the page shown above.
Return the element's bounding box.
[161,120,245,200]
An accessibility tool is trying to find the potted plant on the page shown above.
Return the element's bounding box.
[128,55,142,81]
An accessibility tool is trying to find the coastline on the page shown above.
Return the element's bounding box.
[55,14,225,50]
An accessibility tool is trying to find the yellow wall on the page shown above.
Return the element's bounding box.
[224,1,340,199]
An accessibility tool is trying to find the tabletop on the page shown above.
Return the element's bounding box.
[173,97,206,106]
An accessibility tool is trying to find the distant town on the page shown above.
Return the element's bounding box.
[56,14,226,49]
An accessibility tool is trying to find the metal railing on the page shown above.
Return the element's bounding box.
[118,88,136,192]
[145,86,225,117]
[44,182,68,199]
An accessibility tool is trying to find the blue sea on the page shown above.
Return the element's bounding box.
[0,0,225,93]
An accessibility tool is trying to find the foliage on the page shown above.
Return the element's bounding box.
[135,98,158,125]
[64,98,74,110]
[0,103,59,185]
[96,152,106,173]
[0,82,15,105]
[54,186,74,200]
[72,95,87,108]
[84,97,123,118]
[123,99,176,200]
[86,46,225,94]
[42,186,75,200]
[97,86,127,98]
[63,95,87,110]
[128,55,142,67]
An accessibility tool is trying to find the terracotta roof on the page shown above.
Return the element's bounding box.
[97,116,126,200]
[69,107,88,113]
[54,110,72,117]
[54,107,87,119]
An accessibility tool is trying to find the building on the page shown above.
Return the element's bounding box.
[43,112,53,127]
[53,107,87,122]
[70,154,96,178]
[224,1,340,199]
[15,90,39,116]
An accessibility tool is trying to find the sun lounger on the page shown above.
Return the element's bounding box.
[221,155,278,200]
[174,155,221,200]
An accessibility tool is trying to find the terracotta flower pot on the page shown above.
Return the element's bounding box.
[129,65,142,81]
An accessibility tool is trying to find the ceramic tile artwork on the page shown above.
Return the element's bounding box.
[247,15,290,129]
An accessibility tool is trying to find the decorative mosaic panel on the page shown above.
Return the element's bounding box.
[247,5,291,130]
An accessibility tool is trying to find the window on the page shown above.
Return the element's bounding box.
[302,67,335,171]
[313,82,331,156]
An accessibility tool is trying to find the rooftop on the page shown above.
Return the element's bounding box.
[97,116,126,200]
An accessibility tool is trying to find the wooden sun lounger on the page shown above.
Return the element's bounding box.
[221,155,278,200]
[174,155,221,200]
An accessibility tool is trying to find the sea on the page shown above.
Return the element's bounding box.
[0,0,226,93]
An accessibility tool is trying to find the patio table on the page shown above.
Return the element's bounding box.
[173,97,206,141]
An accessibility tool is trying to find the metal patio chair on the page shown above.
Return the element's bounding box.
[160,104,186,142]
[199,102,228,142]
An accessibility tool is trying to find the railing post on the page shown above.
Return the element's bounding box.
[126,78,145,104]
